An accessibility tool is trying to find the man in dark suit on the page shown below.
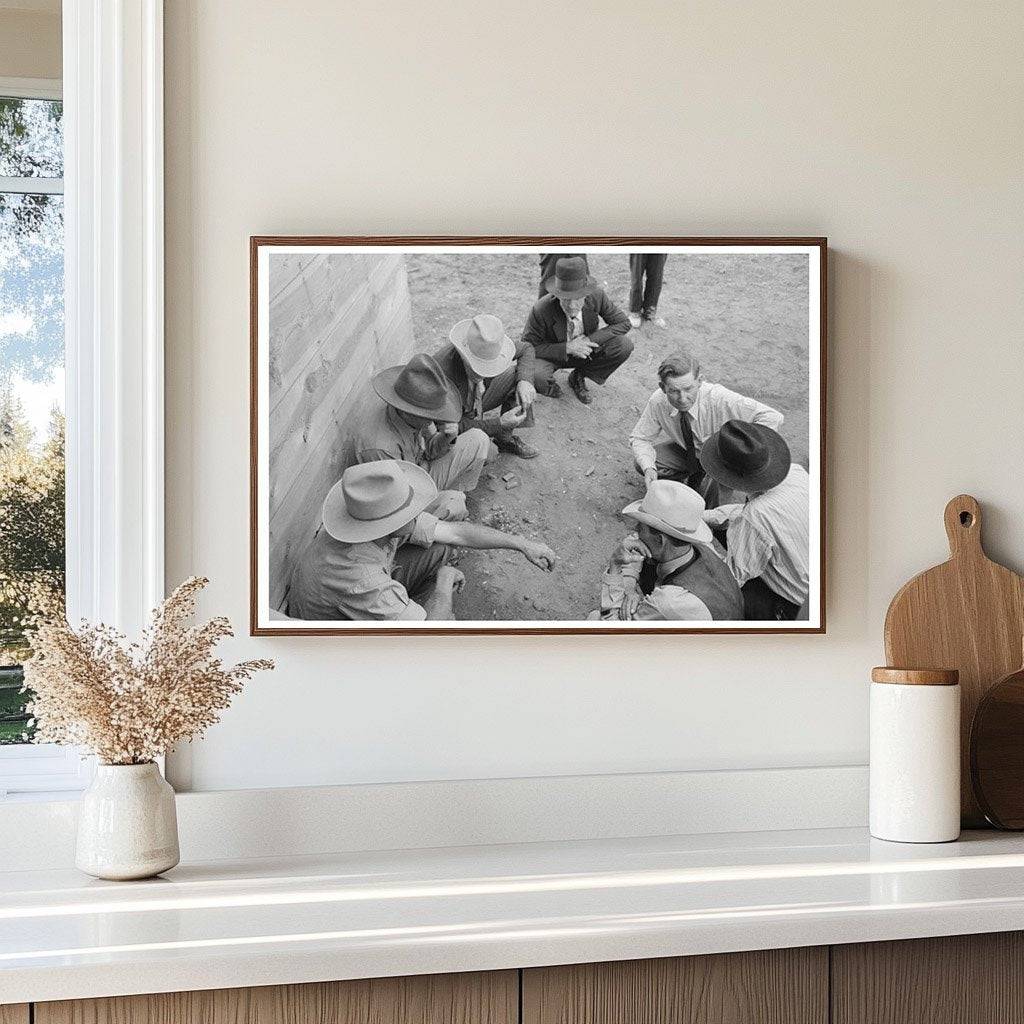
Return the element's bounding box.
[521,256,633,405]
[537,252,589,299]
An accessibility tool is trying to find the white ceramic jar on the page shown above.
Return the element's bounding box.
[869,667,961,843]
[76,762,180,880]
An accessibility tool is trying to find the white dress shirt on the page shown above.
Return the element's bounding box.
[629,382,784,473]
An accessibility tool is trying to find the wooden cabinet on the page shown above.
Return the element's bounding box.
[34,971,517,1024]
[23,932,1024,1024]
[522,948,828,1024]
[832,932,1024,1024]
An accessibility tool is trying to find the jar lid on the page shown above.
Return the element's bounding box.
[871,666,959,686]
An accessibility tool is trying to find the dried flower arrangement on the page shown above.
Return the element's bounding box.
[22,577,273,765]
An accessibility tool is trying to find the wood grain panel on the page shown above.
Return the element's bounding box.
[0,1005,29,1024]
[36,970,517,1024]
[832,932,1024,1024]
[522,948,828,1024]
[263,250,415,611]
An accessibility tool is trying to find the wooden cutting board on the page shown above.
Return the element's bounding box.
[884,494,1024,826]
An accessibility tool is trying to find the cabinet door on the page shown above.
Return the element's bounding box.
[0,1006,29,1024]
[832,932,1024,1024]
[35,970,517,1024]
[523,948,828,1024]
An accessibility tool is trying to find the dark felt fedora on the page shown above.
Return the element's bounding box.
[544,256,598,300]
[372,352,462,422]
[699,420,791,493]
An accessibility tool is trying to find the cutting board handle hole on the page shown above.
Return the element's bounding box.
[960,511,975,527]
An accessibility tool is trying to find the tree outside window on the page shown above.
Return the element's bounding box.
[0,94,65,744]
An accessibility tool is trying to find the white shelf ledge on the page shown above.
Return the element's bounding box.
[4,827,1024,1004]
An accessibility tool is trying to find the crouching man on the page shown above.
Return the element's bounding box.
[357,352,490,521]
[698,421,810,621]
[434,313,539,460]
[288,460,555,622]
[597,480,743,622]
[630,347,783,504]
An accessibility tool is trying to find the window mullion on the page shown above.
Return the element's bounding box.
[0,175,64,195]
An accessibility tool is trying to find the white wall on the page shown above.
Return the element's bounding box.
[0,5,61,80]
[164,0,1024,792]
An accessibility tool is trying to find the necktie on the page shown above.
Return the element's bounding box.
[677,409,701,485]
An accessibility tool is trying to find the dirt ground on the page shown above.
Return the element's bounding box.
[405,252,809,621]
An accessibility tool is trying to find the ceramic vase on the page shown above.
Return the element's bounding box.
[76,762,180,880]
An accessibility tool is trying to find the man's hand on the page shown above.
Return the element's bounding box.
[499,405,528,430]
[566,336,598,359]
[703,503,743,527]
[435,566,465,593]
[516,380,536,410]
[643,467,659,486]
[611,533,650,568]
[618,583,643,621]
[423,423,454,460]
[519,540,556,571]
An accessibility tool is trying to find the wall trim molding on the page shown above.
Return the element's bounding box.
[63,0,165,636]
[0,765,868,870]
[0,75,62,100]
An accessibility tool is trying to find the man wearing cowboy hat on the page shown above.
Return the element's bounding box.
[597,480,743,621]
[356,351,490,520]
[288,459,556,622]
[630,346,784,502]
[434,313,539,460]
[698,420,810,621]
[521,256,633,405]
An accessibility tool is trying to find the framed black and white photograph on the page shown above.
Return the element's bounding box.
[250,237,826,635]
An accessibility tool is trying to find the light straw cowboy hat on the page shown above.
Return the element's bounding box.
[543,256,599,300]
[699,420,791,493]
[322,460,437,543]
[621,480,714,546]
[449,313,515,378]
[372,352,462,422]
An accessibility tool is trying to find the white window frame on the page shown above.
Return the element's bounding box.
[0,0,164,799]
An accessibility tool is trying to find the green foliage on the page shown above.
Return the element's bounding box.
[0,392,65,743]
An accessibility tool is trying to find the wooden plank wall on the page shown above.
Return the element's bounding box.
[267,253,415,612]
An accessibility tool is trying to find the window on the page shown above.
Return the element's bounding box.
[0,80,83,796]
[0,5,166,798]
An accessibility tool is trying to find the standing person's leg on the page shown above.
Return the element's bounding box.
[628,254,646,314]
[576,334,634,385]
[427,426,490,495]
[538,254,559,298]
[532,357,563,397]
[642,254,668,319]
[392,542,451,605]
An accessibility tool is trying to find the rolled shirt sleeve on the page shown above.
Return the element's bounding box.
[629,392,666,473]
[406,511,439,548]
[707,383,784,431]
[634,586,713,621]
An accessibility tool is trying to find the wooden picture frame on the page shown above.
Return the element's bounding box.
[251,237,827,635]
